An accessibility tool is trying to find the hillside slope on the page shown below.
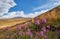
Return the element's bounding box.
[0,18,31,28]
[33,5,60,23]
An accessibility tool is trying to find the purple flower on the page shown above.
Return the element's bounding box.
[16,25,21,30]
[42,18,47,23]
[27,29,33,36]
[27,31,33,36]
[34,19,40,25]
[41,26,46,32]
[40,31,44,37]
[27,29,31,32]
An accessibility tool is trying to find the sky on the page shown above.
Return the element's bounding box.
[0,0,60,19]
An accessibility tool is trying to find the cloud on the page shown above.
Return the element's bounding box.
[0,9,49,19]
[0,11,24,19]
[0,0,60,19]
[33,0,60,11]
[0,0,16,15]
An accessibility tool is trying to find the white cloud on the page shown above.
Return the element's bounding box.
[0,11,24,19]
[0,0,16,14]
[0,9,49,19]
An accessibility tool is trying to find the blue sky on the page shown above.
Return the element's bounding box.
[0,0,60,19]
[9,0,48,14]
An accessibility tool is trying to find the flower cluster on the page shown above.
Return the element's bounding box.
[0,18,59,39]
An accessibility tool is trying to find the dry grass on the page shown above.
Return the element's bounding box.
[0,18,31,29]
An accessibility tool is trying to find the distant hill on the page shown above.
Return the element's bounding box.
[0,17,31,28]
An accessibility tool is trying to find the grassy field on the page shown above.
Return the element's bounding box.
[0,18,31,28]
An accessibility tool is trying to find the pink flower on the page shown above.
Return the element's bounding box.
[40,31,44,37]
[27,29,31,32]
[27,32,32,36]
[27,29,33,36]
[16,25,21,30]
[41,26,46,32]
[42,18,47,23]
[34,19,40,25]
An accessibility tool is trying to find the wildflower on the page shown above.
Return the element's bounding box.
[16,25,21,31]
[40,31,44,37]
[27,29,31,32]
[27,29,33,36]
[28,32,32,36]
[41,26,46,32]
[34,19,40,25]
[42,18,47,23]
